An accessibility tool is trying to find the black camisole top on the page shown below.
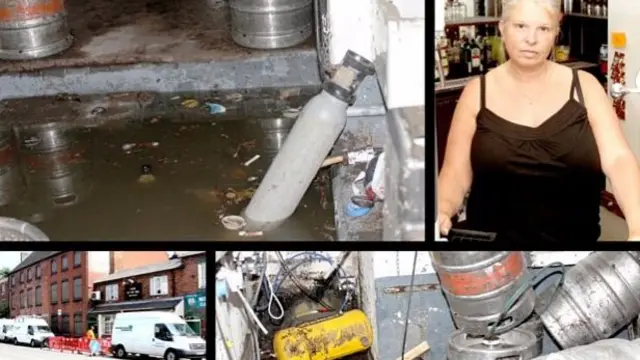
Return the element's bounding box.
[464,69,606,243]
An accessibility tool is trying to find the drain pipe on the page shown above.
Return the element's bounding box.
[242,50,376,231]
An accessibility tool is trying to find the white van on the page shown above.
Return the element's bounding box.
[12,315,55,347]
[0,319,14,342]
[110,311,206,360]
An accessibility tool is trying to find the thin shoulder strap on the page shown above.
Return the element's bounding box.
[480,75,486,109]
[570,69,585,104]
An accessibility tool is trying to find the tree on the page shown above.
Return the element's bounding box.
[0,267,9,318]
[0,301,7,318]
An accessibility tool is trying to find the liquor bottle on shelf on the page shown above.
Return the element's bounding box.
[483,35,494,70]
[593,0,601,17]
[461,35,471,76]
[437,35,450,79]
[435,49,442,83]
[467,37,484,75]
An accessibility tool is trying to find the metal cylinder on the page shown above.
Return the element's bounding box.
[538,251,640,349]
[15,122,91,208]
[0,0,73,60]
[0,126,23,206]
[431,251,536,336]
[273,309,373,360]
[448,328,539,360]
[532,338,640,360]
[0,216,49,241]
[229,0,313,49]
[259,117,295,155]
[517,313,544,357]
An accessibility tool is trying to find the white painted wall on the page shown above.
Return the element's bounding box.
[370,251,591,278]
[436,0,445,32]
[608,2,640,192]
[373,0,425,109]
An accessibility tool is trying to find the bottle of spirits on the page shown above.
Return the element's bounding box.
[468,38,484,75]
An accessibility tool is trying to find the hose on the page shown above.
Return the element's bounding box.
[257,252,342,313]
[275,251,335,309]
[272,252,346,293]
[485,261,566,339]
[399,251,419,360]
[264,272,284,321]
[236,289,269,335]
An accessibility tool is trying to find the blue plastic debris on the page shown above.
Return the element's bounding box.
[204,103,226,115]
[345,201,372,217]
[216,279,228,299]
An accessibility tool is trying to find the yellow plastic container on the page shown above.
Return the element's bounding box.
[273,309,374,360]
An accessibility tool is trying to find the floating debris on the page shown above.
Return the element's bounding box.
[204,103,226,115]
[247,176,258,182]
[239,230,263,237]
[226,93,243,102]
[122,142,159,153]
[90,107,107,116]
[244,155,260,167]
[283,107,302,119]
[170,96,181,100]
[181,99,200,108]
[233,140,257,158]
[137,164,156,184]
[221,215,246,230]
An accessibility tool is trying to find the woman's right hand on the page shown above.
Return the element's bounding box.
[438,212,452,237]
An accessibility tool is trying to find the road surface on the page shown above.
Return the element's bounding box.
[1,342,107,360]
[1,342,206,360]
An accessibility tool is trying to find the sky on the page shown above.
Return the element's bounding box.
[0,251,176,273]
[0,251,23,271]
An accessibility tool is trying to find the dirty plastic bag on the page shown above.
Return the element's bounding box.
[533,338,640,360]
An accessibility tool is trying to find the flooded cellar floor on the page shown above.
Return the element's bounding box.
[0,87,336,241]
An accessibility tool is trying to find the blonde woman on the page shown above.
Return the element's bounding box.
[437,0,640,242]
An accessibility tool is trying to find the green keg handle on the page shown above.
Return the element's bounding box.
[485,261,566,339]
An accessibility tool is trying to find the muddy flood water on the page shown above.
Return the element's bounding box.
[0,87,336,241]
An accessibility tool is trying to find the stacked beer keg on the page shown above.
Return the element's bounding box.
[432,251,640,360]
[432,252,542,360]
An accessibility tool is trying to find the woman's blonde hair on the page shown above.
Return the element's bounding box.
[502,0,562,22]
[498,0,562,62]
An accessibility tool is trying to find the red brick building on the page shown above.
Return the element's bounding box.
[0,276,8,317]
[8,251,169,337]
[91,251,206,338]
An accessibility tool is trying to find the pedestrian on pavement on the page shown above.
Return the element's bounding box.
[86,326,100,357]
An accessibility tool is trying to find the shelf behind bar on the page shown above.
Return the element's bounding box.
[435,61,598,93]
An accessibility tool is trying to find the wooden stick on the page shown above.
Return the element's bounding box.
[394,341,430,360]
[321,155,344,168]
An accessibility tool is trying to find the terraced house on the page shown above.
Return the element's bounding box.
[0,276,8,318]
[90,251,206,338]
[8,251,169,337]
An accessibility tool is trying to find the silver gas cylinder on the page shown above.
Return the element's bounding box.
[532,338,640,360]
[431,251,536,336]
[538,251,640,349]
[448,328,540,360]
